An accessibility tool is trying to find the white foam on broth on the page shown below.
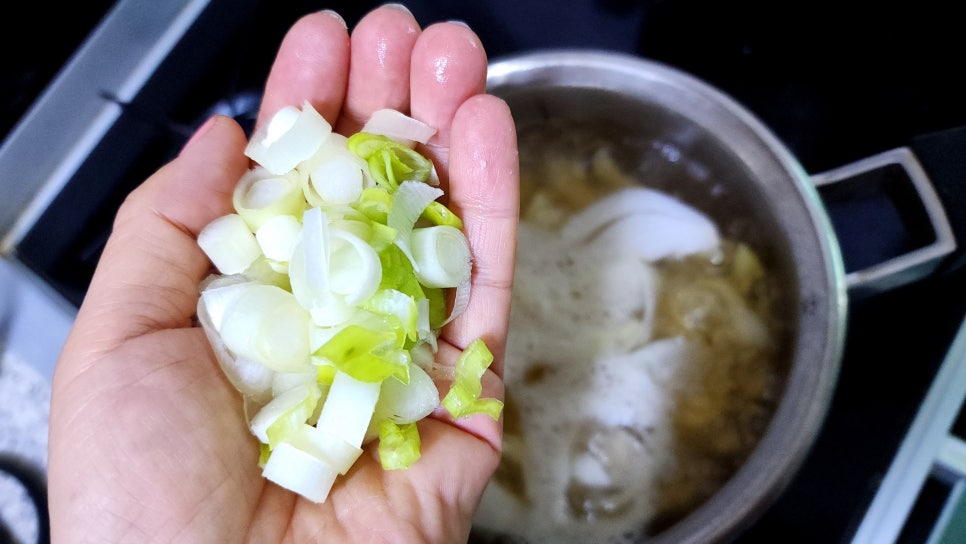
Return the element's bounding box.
[472,144,784,544]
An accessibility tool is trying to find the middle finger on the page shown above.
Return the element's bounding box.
[337,4,422,135]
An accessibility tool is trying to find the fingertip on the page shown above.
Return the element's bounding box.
[318,8,348,30]
[179,114,246,158]
[339,3,421,133]
[410,21,488,145]
[453,95,517,146]
[380,3,414,17]
[450,94,519,207]
[258,10,352,129]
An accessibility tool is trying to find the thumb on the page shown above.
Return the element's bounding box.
[66,115,249,357]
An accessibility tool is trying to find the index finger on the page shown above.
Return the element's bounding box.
[256,10,351,128]
[335,4,421,135]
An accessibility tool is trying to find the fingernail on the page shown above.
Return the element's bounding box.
[181,115,216,156]
[320,9,347,29]
[382,3,413,16]
[447,19,470,28]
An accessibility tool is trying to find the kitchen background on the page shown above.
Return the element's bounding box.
[1,1,965,543]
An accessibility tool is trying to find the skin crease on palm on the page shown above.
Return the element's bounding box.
[46,5,519,544]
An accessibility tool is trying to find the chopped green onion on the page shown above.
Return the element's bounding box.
[233,168,305,231]
[422,201,463,229]
[219,283,313,373]
[265,384,324,448]
[255,214,301,263]
[197,104,501,504]
[249,383,322,444]
[197,214,262,275]
[245,100,332,175]
[314,371,382,448]
[372,362,439,424]
[362,289,419,342]
[361,108,437,146]
[377,420,421,470]
[300,133,369,207]
[442,339,503,420]
[410,225,471,288]
[262,442,339,503]
[347,132,432,191]
[357,187,392,224]
[315,324,409,383]
[287,423,363,475]
[388,180,444,270]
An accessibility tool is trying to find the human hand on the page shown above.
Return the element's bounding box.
[47,5,518,543]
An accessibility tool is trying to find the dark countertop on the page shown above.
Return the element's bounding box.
[0,2,117,143]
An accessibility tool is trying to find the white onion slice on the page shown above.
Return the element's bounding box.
[560,187,712,238]
[197,289,275,403]
[299,133,373,206]
[388,181,444,270]
[308,296,357,328]
[315,371,381,448]
[560,186,721,260]
[588,212,720,262]
[289,423,363,475]
[219,284,313,373]
[372,362,439,424]
[289,208,332,310]
[312,156,365,205]
[410,341,436,369]
[441,278,472,327]
[410,225,471,288]
[414,298,437,351]
[262,442,339,503]
[199,279,256,331]
[197,214,262,275]
[245,100,333,175]
[328,228,382,305]
[255,214,301,263]
[271,371,317,397]
[250,382,322,444]
[289,210,377,325]
[233,167,304,231]
[362,108,437,146]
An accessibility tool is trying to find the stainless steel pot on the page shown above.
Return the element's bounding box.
[482,49,957,543]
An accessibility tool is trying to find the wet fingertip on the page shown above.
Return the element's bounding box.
[381,3,413,16]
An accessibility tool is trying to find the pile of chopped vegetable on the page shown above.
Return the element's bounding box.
[195,102,502,503]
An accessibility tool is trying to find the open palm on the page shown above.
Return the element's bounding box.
[47,6,518,543]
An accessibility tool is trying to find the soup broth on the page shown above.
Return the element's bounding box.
[471,118,791,543]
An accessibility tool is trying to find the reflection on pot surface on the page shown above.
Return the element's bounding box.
[472,116,792,543]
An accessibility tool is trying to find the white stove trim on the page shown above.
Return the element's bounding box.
[0,0,211,253]
[851,311,966,543]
